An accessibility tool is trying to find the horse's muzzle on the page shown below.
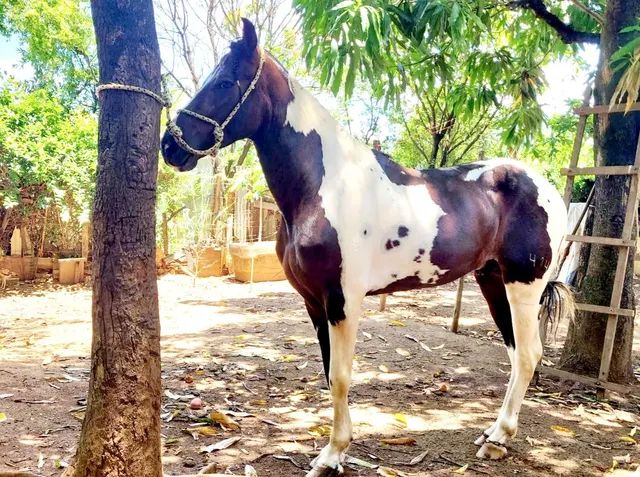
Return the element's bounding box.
[161,133,198,172]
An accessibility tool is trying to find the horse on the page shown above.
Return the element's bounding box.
[161,19,574,477]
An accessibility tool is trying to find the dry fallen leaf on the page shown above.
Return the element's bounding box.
[630,426,637,437]
[395,348,411,358]
[245,464,258,477]
[201,436,242,453]
[182,428,201,440]
[379,364,390,373]
[210,411,241,431]
[362,331,373,341]
[408,450,429,465]
[296,361,308,370]
[0,412,6,423]
[453,464,469,474]
[613,454,631,465]
[619,436,636,445]
[377,466,409,477]
[525,435,545,447]
[308,424,332,437]
[550,425,575,437]
[281,354,300,362]
[197,426,219,437]
[404,335,433,352]
[381,437,416,446]
[418,342,432,352]
[272,455,303,469]
[393,413,408,428]
[432,344,445,350]
[388,320,406,327]
[344,455,378,469]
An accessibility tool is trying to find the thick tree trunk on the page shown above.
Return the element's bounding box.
[560,0,640,383]
[72,1,163,476]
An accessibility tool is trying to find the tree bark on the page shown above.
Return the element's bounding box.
[430,132,444,168]
[559,0,640,383]
[72,1,163,476]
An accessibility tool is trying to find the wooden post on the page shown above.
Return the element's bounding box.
[162,212,169,257]
[563,86,592,207]
[10,227,21,256]
[596,129,640,398]
[451,276,464,333]
[39,206,49,257]
[258,197,263,242]
[20,226,33,256]
[81,223,90,259]
[379,294,387,312]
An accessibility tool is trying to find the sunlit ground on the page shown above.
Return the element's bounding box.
[0,274,639,476]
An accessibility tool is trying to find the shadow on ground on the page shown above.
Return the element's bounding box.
[0,274,639,476]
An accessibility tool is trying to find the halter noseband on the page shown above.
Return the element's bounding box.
[165,49,265,157]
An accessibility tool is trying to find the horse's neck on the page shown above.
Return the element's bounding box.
[254,79,360,222]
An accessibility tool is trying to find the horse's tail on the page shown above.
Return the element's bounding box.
[539,281,575,342]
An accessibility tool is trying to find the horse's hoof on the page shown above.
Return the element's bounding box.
[474,433,488,446]
[307,445,345,477]
[476,441,507,460]
[305,463,344,477]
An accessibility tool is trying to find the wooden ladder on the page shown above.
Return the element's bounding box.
[538,93,640,396]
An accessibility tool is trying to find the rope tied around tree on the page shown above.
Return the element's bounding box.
[96,48,265,158]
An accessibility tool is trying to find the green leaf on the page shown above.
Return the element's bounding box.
[331,0,353,11]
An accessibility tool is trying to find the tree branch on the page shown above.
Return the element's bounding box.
[569,0,604,26]
[508,0,600,44]
[400,114,430,164]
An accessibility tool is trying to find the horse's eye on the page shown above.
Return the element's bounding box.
[217,80,235,89]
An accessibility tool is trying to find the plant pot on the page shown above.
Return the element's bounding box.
[186,246,226,277]
[0,256,37,280]
[58,258,86,285]
[229,241,285,283]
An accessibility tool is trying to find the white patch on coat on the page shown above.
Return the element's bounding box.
[284,78,448,296]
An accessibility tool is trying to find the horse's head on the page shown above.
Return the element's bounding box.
[162,19,271,171]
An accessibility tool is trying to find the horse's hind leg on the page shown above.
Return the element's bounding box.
[476,277,546,459]
[473,260,516,446]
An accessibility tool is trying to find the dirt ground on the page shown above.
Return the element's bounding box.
[0,274,639,477]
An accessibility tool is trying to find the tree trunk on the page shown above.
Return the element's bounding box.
[72,1,163,476]
[430,132,444,169]
[560,0,640,383]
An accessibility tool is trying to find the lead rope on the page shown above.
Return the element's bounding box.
[96,49,265,158]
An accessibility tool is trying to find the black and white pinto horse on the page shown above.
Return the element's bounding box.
[162,19,574,477]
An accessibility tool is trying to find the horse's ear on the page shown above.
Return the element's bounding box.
[241,18,258,53]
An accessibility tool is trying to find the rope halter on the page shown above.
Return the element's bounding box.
[166,49,265,157]
[96,48,265,159]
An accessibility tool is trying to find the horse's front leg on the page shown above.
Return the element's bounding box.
[307,297,360,477]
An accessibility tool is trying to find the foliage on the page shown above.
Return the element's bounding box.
[0,79,97,220]
[572,176,594,202]
[517,104,595,189]
[0,0,97,109]
[611,20,640,109]
[294,0,600,148]
[391,108,491,169]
